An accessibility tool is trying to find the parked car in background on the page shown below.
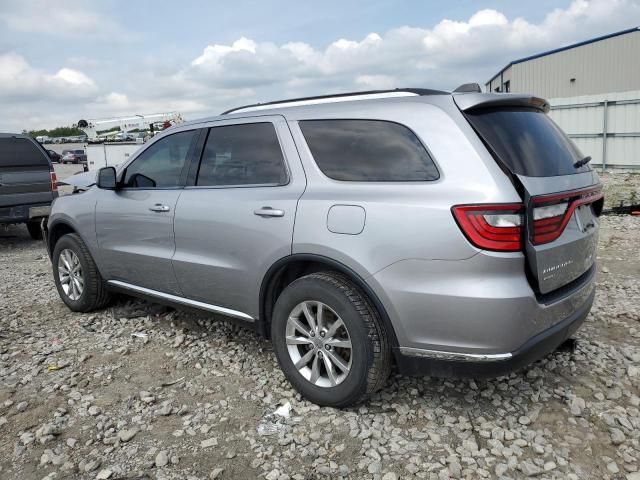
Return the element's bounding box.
[1,133,58,239]
[44,87,602,407]
[61,149,87,164]
[47,149,61,163]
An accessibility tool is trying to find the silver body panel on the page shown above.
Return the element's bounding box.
[47,92,599,360]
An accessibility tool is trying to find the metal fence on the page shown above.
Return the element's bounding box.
[549,92,640,171]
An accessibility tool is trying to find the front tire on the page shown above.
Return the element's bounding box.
[52,233,111,312]
[271,271,391,407]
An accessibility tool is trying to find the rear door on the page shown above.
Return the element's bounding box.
[171,116,306,318]
[461,102,602,294]
[0,135,53,213]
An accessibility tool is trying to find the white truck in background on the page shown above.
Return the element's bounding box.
[77,112,184,172]
[86,142,142,171]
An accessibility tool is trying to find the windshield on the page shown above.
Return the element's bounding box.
[465,107,591,177]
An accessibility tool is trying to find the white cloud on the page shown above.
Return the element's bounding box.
[0,0,128,39]
[1,0,639,131]
[0,53,97,100]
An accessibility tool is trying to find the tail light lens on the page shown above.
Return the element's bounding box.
[531,186,603,245]
[453,186,603,252]
[452,204,523,252]
[50,171,58,192]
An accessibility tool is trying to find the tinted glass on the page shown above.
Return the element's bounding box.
[197,123,287,186]
[0,137,49,167]
[123,130,196,188]
[299,120,439,182]
[465,108,590,177]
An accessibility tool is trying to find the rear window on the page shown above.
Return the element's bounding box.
[299,119,439,182]
[465,108,590,177]
[0,137,49,167]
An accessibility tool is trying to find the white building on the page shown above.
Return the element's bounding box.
[486,27,640,170]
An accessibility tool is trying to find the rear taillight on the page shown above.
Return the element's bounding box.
[531,186,603,245]
[453,187,603,252]
[452,204,524,252]
[50,171,58,192]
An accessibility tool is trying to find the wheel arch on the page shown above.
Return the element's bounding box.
[258,254,400,351]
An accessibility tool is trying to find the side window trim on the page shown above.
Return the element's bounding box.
[186,121,291,189]
[119,129,201,191]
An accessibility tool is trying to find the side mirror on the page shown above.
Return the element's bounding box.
[97,166,117,190]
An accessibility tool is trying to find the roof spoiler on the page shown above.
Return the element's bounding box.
[454,93,550,113]
[453,83,482,93]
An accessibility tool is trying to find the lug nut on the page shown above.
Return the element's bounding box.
[325,344,331,350]
[320,331,325,337]
[309,331,315,337]
[318,351,323,358]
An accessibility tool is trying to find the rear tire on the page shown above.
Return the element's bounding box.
[52,233,111,312]
[271,271,391,407]
[26,220,43,240]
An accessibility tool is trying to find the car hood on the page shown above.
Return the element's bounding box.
[60,170,96,189]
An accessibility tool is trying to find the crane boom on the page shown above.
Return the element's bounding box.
[78,112,184,141]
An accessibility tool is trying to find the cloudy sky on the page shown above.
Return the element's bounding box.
[0,0,638,131]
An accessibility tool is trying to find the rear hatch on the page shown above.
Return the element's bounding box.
[0,135,55,209]
[455,94,603,295]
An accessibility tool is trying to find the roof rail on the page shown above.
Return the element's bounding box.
[221,88,448,115]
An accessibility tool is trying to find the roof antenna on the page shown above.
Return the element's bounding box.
[453,83,482,93]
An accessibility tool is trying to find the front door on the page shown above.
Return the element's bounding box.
[95,129,200,294]
[172,117,306,318]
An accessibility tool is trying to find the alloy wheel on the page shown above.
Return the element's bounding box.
[285,301,353,387]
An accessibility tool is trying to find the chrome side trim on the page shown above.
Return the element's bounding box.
[107,280,254,322]
[399,346,512,362]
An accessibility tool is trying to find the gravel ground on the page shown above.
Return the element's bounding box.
[1,175,639,480]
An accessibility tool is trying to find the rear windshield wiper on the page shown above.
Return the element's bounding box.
[574,155,592,168]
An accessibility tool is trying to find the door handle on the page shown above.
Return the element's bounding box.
[149,204,171,213]
[254,206,285,218]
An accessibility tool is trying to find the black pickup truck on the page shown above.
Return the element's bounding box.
[0,134,58,239]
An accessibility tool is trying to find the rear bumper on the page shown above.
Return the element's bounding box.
[395,288,593,377]
[0,203,51,224]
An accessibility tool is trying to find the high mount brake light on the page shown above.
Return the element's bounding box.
[452,204,524,252]
[452,186,603,252]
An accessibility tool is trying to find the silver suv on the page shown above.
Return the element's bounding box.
[44,87,603,407]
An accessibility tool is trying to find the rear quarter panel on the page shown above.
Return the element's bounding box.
[288,99,521,278]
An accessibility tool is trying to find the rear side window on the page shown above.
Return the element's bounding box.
[0,137,49,167]
[465,108,590,177]
[196,123,288,187]
[299,120,439,182]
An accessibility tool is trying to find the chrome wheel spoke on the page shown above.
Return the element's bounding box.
[321,353,338,386]
[325,348,350,373]
[286,335,313,346]
[302,302,317,332]
[309,355,321,384]
[289,317,311,337]
[316,302,325,331]
[294,349,315,369]
[325,338,352,349]
[325,317,344,339]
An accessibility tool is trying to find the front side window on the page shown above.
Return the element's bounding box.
[123,130,197,188]
[299,119,439,182]
[196,123,287,187]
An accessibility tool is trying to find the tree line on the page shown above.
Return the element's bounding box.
[24,126,85,138]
